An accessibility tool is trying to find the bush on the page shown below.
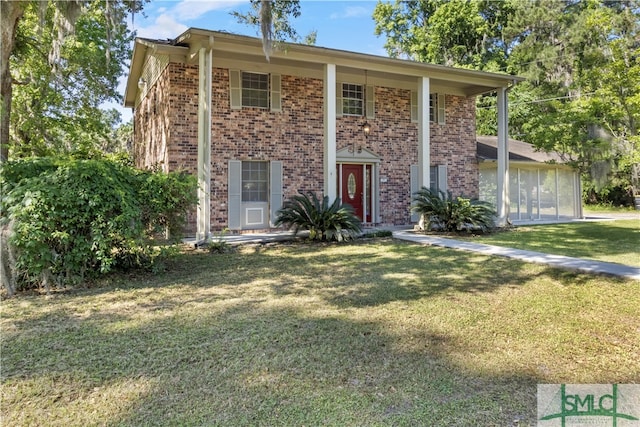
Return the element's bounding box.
[137,169,197,240]
[411,187,496,233]
[360,230,393,238]
[274,191,362,242]
[1,157,196,294]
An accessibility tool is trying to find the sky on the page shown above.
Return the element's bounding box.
[111,0,387,122]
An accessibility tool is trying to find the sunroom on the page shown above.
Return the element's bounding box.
[477,136,583,222]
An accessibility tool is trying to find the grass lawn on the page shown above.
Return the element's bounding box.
[2,240,639,426]
[464,219,640,267]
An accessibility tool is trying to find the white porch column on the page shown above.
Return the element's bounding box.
[196,40,213,241]
[417,77,430,189]
[324,63,337,200]
[496,86,509,226]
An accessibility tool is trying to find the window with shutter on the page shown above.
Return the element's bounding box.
[411,91,440,123]
[342,83,364,116]
[241,72,269,108]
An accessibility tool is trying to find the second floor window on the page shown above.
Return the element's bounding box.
[242,72,269,108]
[342,83,363,116]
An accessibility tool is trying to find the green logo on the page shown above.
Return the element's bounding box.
[538,384,640,426]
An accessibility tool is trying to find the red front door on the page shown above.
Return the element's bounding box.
[340,164,371,222]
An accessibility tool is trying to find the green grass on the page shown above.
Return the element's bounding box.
[583,203,636,213]
[463,220,640,267]
[2,241,639,426]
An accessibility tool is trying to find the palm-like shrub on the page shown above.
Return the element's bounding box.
[275,191,362,241]
[411,187,496,233]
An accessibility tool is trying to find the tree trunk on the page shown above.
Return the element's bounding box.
[1,1,25,163]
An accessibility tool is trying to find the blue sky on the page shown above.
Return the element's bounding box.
[113,0,386,121]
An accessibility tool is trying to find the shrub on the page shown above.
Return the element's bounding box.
[1,157,196,294]
[274,191,362,242]
[137,169,197,240]
[360,230,393,238]
[206,229,235,254]
[411,187,496,233]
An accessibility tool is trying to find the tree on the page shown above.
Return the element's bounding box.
[232,0,316,61]
[373,0,514,70]
[1,0,144,161]
[507,1,640,202]
[373,0,640,205]
[1,1,27,162]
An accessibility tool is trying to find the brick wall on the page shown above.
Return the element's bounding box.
[134,62,479,232]
[209,69,325,230]
[134,67,172,172]
[337,88,478,225]
[431,95,479,198]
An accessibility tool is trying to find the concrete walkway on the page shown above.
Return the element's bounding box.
[188,212,639,281]
[392,230,640,281]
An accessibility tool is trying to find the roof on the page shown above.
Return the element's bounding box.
[125,28,524,108]
[476,136,565,163]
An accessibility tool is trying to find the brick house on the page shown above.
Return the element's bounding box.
[124,29,521,239]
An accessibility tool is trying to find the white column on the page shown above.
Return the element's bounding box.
[197,44,212,241]
[417,77,430,189]
[324,63,337,200]
[496,86,509,226]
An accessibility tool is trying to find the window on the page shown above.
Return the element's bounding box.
[429,93,437,122]
[241,161,269,202]
[242,72,269,108]
[342,83,364,115]
[411,92,445,124]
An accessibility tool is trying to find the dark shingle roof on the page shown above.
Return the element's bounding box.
[476,136,565,163]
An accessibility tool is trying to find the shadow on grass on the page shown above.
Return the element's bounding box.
[2,298,540,426]
[3,240,636,425]
[258,240,601,308]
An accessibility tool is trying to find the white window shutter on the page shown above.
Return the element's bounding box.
[410,91,418,123]
[336,82,343,117]
[410,164,419,222]
[270,74,282,112]
[437,93,446,125]
[229,70,241,110]
[228,160,242,230]
[366,85,375,119]
[269,161,283,228]
[437,164,447,194]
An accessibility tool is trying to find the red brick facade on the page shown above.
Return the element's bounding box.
[134,63,479,232]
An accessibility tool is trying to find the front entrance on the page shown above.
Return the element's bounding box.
[339,164,372,222]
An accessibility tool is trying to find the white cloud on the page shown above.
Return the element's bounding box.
[135,13,188,39]
[330,6,369,20]
[133,0,247,40]
[173,0,247,21]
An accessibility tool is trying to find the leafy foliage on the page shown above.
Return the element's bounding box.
[206,229,235,254]
[411,187,496,233]
[232,0,317,49]
[374,0,640,205]
[274,191,362,242]
[4,1,143,159]
[373,0,513,70]
[1,156,196,293]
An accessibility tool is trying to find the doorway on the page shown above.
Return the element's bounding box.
[339,164,372,222]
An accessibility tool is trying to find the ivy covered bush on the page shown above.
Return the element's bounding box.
[1,156,196,294]
[411,187,496,233]
[275,191,362,242]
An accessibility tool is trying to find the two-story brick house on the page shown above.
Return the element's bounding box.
[124,29,521,239]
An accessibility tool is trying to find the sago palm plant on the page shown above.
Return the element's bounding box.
[411,187,496,233]
[274,191,362,241]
